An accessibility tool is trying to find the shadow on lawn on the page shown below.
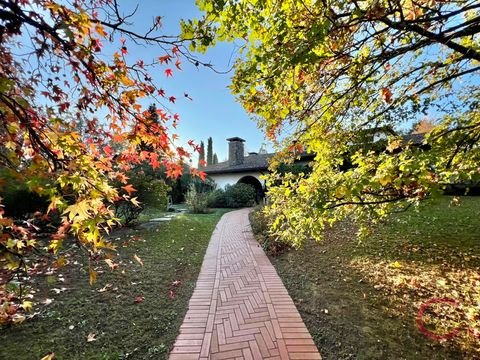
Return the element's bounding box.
[267,196,480,360]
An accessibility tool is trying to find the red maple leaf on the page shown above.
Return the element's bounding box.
[159,54,171,64]
[122,184,136,195]
[103,145,113,157]
[169,96,176,103]
[134,295,144,303]
[157,89,165,97]
[381,87,393,103]
[175,58,182,70]
[165,69,173,77]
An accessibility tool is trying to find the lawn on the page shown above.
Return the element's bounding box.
[259,196,480,360]
[0,209,229,360]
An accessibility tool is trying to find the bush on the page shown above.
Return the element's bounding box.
[224,183,256,208]
[206,189,227,208]
[249,206,290,256]
[128,173,169,210]
[185,187,210,214]
[114,199,144,226]
[0,171,49,218]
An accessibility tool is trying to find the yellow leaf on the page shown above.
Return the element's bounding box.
[390,261,402,269]
[134,254,144,266]
[119,75,135,87]
[95,23,108,37]
[89,269,97,285]
[21,300,33,312]
[40,353,55,360]
[64,200,91,222]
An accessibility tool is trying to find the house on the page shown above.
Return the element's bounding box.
[204,137,314,202]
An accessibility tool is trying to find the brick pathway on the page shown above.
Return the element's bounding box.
[169,208,322,360]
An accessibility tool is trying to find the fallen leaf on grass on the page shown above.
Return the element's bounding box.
[98,284,112,293]
[11,313,26,324]
[172,280,181,287]
[169,290,175,299]
[42,298,54,305]
[86,333,97,342]
[133,254,144,266]
[41,353,55,360]
[389,261,402,269]
[105,259,118,270]
[134,295,144,303]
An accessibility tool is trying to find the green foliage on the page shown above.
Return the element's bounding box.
[213,153,219,164]
[0,177,48,219]
[206,189,227,208]
[224,183,256,208]
[185,187,210,214]
[207,137,213,166]
[113,199,143,226]
[112,168,170,225]
[249,207,289,255]
[130,174,170,211]
[187,0,480,246]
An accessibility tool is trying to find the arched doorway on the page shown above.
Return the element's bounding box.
[237,175,264,204]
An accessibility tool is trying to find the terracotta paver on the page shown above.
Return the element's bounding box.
[170,208,322,360]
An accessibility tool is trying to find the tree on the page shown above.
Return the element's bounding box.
[213,153,219,164]
[198,141,206,167]
[185,1,480,245]
[207,136,213,165]
[0,0,207,324]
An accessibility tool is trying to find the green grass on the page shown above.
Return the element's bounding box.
[261,196,480,360]
[0,209,229,360]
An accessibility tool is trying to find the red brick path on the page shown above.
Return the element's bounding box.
[169,209,321,360]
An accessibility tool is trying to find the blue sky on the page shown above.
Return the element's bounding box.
[122,1,269,162]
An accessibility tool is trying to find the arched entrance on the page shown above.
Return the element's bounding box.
[237,175,264,204]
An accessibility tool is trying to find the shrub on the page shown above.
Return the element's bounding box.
[249,206,290,256]
[114,199,144,226]
[0,170,49,218]
[206,189,227,208]
[185,187,210,214]
[224,183,256,208]
[126,172,169,210]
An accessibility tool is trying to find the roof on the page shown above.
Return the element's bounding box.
[226,137,245,142]
[402,133,426,145]
[204,153,273,174]
[204,152,315,175]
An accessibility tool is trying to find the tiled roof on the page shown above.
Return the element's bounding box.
[204,153,274,174]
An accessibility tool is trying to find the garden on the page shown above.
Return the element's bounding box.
[1,1,480,359]
[251,196,480,359]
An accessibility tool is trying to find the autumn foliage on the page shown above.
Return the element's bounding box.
[0,0,204,324]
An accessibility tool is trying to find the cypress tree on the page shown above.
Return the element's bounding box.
[207,137,213,165]
[213,153,218,164]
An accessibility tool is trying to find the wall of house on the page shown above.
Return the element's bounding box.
[209,172,264,190]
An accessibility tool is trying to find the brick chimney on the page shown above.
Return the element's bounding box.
[227,137,245,166]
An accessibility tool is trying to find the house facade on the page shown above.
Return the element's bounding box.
[204,137,313,202]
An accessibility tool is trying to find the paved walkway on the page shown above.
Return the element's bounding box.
[169,209,322,360]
